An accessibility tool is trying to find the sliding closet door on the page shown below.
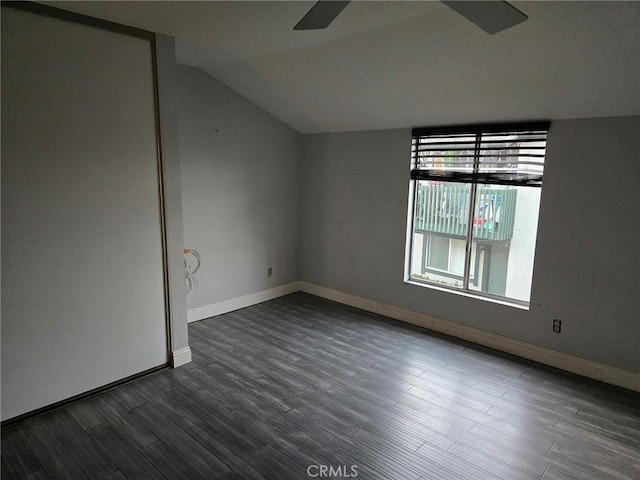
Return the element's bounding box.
[1,7,169,421]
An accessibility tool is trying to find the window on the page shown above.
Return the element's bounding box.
[406,122,550,306]
[420,235,475,280]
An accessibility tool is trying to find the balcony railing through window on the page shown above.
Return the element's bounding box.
[414,182,518,241]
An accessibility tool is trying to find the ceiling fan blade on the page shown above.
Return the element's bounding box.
[442,1,528,35]
[294,1,350,31]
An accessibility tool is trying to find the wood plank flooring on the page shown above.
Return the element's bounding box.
[2,292,639,479]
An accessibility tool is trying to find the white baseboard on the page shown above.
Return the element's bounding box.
[187,281,300,323]
[299,281,640,393]
[172,346,192,368]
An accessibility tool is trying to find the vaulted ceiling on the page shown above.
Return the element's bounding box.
[42,1,640,133]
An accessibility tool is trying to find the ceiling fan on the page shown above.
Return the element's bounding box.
[293,1,528,35]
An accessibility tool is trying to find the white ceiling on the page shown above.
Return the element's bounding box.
[43,1,640,134]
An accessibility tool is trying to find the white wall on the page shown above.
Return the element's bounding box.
[505,187,541,301]
[178,66,300,310]
[299,116,640,374]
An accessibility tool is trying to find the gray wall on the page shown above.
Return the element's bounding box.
[299,116,640,374]
[155,35,189,358]
[1,7,180,420]
[178,66,300,309]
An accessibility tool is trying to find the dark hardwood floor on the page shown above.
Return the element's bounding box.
[3,292,639,479]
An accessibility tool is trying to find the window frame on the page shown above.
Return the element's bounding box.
[405,121,550,308]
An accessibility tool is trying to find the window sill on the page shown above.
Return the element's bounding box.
[404,279,530,310]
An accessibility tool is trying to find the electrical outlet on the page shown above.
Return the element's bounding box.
[267,267,273,277]
[553,319,562,333]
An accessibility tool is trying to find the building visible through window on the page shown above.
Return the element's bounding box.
[406,122,550,305]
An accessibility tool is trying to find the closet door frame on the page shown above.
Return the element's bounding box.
[2,2,178,423]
